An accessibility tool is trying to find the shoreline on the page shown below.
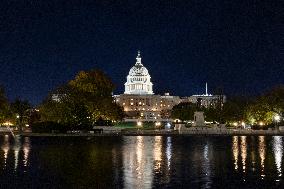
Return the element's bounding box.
[2,130,283,137]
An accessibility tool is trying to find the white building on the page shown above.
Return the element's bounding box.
[114,52,226,120]
[124,51,153,95]
[114,51,180,119]
[181,83,226,108]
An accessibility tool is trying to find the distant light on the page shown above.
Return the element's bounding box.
[166,122,171,129]
[241,122,245,127]
[259,122,264,126]
[174,119,181,123]
[233,122,238,127]
[274,115,281,122]
[155,122,161,126]
[137,121,142,127]
[16,115,20,119]
[3,122,13,126]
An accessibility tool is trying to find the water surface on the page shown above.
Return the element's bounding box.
[0,135,283,188]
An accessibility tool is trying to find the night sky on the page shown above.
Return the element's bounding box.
[0,0,282,105]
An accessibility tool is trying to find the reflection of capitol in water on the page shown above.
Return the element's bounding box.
[122,136,172,189]
[0,135,31,171]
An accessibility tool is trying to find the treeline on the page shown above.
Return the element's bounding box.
[172,85,284,128]
[0,69,124,133]
[0,87,32,132]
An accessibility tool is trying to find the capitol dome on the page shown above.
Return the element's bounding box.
[124,51,153,94]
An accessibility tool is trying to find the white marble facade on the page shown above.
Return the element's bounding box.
[124,51,153,95]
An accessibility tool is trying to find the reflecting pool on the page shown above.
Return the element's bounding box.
[0,135,284,188]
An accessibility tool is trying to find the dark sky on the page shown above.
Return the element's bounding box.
[0,0,283,105]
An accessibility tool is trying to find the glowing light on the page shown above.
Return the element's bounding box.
[155,122,161,126]
[274,115,281,122]
[233,122,238,127]
[137,121,142,127]
[241,122,245,127]
[3,122,13,126]
[259,122,264,126]
[166,122,171,129]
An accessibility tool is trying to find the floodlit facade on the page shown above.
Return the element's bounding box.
[114,51,180,119]
[181,83,226,108]
[114,52,226,120]
[124,51,153,95]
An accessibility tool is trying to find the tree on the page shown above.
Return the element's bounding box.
[262,85,284,117]
[204,106,219,123]
[171,102,197,122]
[39,84,92,126]
[243,85,284,126]
[68,69,122,123]
[0,86,10,124]
[221,96,250,124]
[11,98,31,133]
[39,69,124,128]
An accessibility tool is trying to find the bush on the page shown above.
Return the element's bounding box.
[94,118,113,126]
[31,121,67,133]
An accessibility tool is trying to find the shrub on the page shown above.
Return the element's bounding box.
[31,121,67,133]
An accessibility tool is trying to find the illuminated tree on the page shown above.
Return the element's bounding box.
[39,69,124,127]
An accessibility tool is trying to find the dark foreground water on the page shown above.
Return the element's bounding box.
[0,135,284,189]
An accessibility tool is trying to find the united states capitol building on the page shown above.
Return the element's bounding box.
[114,51,226,120]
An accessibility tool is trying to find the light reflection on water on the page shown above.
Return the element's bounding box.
[259,136,266,178]
[231,136,277,180]
[1,135,10,168]
[232,136,239,170]
[241,136,247,173]
[123,136,166,189]
[166,136,172,169]
[13,135,20,170]
[0,135,283,188]
[0,135,31,171]
[273,136,283,177]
